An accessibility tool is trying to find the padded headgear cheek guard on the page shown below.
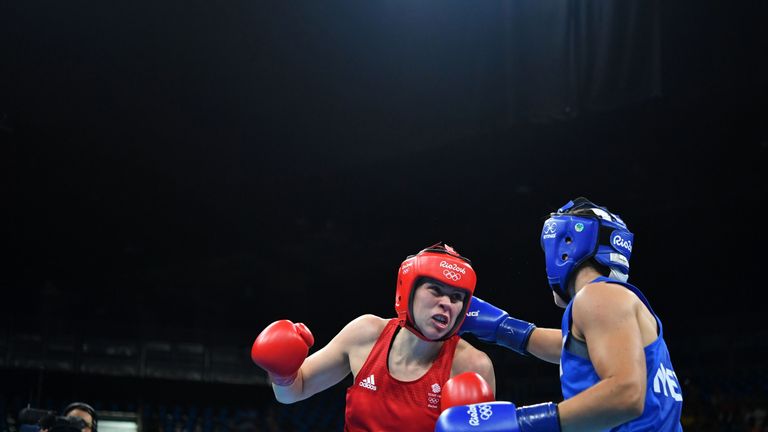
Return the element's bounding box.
[395,243,476,341]
[540,198,634,303]
[541,215,600,303]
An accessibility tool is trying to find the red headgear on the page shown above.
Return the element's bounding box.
[395,243,477,341]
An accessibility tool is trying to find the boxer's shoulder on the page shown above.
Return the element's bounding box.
[572,281,638,321]
[342,314,389,346]
[452,339,493,378]
[344,315,389,375]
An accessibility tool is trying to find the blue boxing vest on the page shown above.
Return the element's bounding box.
[559,276,683,431]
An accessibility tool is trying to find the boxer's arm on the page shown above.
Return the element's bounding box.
[462,297,562,363]
[526,328,563,364]
[557,282,646,430]
[452,339,496,396]
[273,315,380,404]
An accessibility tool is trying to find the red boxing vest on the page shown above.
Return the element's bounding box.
[344,318,460,432]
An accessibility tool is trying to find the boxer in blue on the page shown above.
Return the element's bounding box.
[437,197,683,431]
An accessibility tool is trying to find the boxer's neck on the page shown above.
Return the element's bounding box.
[390,325,442,369]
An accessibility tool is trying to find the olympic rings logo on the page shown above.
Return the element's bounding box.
[428,397,439,405]
[478,404,493,420]
[466,404,492,426]
[443,269,461,281]
[544,222,557,234]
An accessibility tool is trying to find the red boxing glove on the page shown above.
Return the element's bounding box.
[440,372,495,411]
[250,320,315,386]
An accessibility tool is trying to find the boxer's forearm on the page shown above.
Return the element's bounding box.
[272,368,309,404]
[526,328,563,364]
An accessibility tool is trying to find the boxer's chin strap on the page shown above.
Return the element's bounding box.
[398,318,453,342]
[609,268,629,282]
[402,320,438,342]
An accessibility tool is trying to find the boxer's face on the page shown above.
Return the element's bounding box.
[411,279,466,340]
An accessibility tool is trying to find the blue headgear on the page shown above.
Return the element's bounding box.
[540,197,634,303]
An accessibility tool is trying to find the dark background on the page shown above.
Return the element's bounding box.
[1,0,767,430]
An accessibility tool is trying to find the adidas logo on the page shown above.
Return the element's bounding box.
[359,374,377,391]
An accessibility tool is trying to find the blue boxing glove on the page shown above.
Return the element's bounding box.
[435,401,561,432]
[436,402,521,432]
[460,296,536,355]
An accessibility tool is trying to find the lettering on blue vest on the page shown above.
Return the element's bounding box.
[653,363,683,402]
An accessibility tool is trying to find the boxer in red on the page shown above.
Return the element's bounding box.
[251,243,496,431]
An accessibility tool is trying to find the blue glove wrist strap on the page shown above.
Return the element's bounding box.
[497,316,536,355]
[516,402,561,432]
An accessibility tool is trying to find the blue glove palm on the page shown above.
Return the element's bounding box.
[461,296,536,355]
